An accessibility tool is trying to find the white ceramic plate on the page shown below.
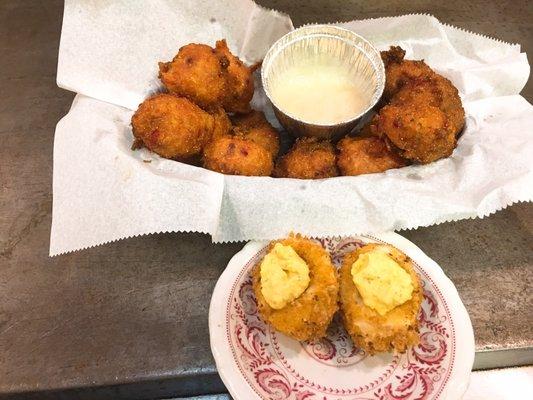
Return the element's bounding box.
[209,233,474,400]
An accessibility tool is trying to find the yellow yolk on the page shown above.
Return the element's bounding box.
[260,243,310,309]
[351,251,414,316]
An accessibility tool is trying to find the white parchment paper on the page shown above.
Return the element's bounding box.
[51,1,533,255]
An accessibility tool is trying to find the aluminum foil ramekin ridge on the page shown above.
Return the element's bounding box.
[261,25,385,140]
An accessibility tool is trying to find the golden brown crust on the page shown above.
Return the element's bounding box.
[215,40,254,114]
[376,46,465,164]
[376,102,456,164]
[391,77,465,137]
[339,243,423,354]
[202,110,279,176]
[231,109,270,131]
[232,110,280,158]
[275,138,338,179]
[380,47,435,102]
[380,45,406,69]
[158,41,253,113]
[209,107,232,141]
[238,128,280,159]
[337,136,408,176]
[158,44,228,110]
[252,235,339,341]
[131,93,214,160]
[202,135,273,176]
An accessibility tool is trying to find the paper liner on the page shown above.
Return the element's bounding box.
[51,4,533,255]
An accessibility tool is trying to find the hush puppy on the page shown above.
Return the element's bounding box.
[158,40,253,113]
[275,138,338,179]
[376,102,456,164]
[202,135,273,176]
[337,136,408,176]
[392,77,465,137]
[381,46,435,101]
[131,93,213,160]
[232,110,280,158]
[377,46,464,162]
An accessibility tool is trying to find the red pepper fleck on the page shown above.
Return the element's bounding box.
[148,129,160,146]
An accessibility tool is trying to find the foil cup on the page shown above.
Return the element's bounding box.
[261,25,385,140]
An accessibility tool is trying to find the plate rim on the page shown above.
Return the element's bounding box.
[209,232,475,400]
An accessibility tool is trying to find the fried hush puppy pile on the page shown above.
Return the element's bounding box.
[335,46,465,174]
[275,46,465,178]
[132,42,464,178]
[131,40,279,176]
[253,236,422,354]
[270,46,464,178]
[373,47,465,164]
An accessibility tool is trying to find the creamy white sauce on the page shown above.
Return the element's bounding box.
[270,64,366,125]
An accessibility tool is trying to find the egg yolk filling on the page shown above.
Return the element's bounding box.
[260,243,310,309]
[351,250,413,316]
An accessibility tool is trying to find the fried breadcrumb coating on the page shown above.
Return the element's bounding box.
[210,107,232,141]
[337,136,408,176]
[232,110,280,158]
[253,235,339,341]
[131,94,213,160]
[158,40,253,113]
[159,44,227,111]
[275,138,338,179]
[202,135,273,176]
[376,46,465,163]
[339,243,423,354]
[380,45,406,69]
[381,46,434,102]
[215,40,254,113]
[376,102,456,164]
[392,77,465,137]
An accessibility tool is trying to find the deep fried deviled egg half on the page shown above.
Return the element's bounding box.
[339,243,423,354]
[252,235,339,341]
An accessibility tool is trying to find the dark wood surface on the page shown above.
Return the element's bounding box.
[0,0,531,398]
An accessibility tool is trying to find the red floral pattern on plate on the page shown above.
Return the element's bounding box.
[226,236,455,399]
[300,315,367,367]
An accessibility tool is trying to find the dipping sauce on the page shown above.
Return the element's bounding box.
[270,64,367,125]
